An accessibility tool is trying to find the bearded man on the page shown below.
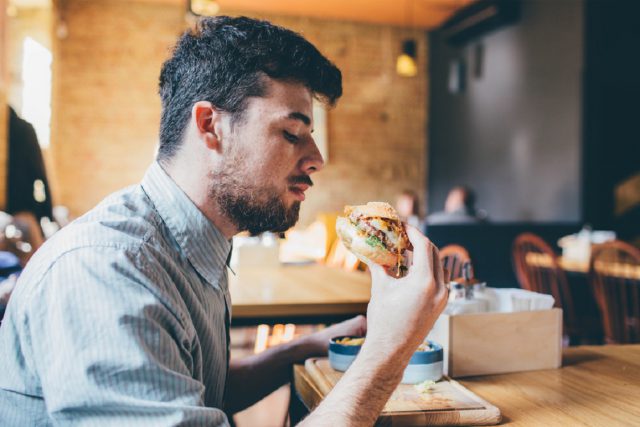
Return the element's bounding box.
[0,17,447,426]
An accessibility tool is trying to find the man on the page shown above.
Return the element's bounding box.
[7,106,54,225]
[427,186,487,225]
[4,107,53,258]
[0,17,447,426]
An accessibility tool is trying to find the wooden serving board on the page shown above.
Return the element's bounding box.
[297,358,501,426]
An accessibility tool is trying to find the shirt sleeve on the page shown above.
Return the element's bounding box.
[24,245,230,426]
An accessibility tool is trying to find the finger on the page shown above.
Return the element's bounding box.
[353,314,367,335]
[344,314,365,327]
[359,250,401,280]
[432,247,450,304]
[443,267,451,283]
[405,225,434,278]
[366,260,390,291]
[367,261,385,279]
[432,245,445,290]
[402,221,415,251]
[331,315,367,339]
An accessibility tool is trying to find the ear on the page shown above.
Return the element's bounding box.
[192,101,224,152]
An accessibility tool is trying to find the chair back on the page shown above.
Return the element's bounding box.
[512,233,575,325]
[589,241,640,344]
[325,239,361,272]
[439,244,472,282]
[317,212,339,260]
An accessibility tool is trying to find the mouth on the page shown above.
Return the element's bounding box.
[288,184,310,201]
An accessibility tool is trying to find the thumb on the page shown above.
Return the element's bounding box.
[405,225,433,278]
[367,260,386,282]
[365,260,392,294]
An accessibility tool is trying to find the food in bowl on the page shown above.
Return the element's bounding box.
[334,337,366,346]
[416,342,433,352]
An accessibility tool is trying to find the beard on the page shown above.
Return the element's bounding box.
[208,160,303,236]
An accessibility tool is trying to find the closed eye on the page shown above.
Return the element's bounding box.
[283,130,299,144]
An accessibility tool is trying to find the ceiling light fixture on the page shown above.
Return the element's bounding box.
[396,0,418,78]
[396,39,418,77]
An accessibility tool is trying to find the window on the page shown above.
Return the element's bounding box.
[21,36,52,149]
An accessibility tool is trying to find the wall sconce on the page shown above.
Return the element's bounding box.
[396,39,418,77]
[188,0,220,17]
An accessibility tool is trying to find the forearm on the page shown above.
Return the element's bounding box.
[225,336,312,414]
[298,344,410,427]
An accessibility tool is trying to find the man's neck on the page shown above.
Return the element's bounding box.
[159,159,239,240]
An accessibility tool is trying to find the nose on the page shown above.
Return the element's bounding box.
[300,140,325,174]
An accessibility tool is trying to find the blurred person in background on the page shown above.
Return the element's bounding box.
[395,189,424,229]
[427,185,487,225]
[4,106,54,254]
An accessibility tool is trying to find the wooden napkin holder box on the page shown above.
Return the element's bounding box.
[428,308,563,377]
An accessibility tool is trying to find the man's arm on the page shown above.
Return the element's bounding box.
[300,226,448,426]
[300,343,410,426]
[225,315,366,414]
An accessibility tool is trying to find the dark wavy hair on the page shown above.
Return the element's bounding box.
[157,16,343,160]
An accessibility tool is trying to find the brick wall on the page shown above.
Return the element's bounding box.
[52,0,184,215]
[52,1,429,227]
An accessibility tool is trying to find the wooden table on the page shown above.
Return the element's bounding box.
[526,253,640,279]
[292,345,640,426]
[229,264,371,325]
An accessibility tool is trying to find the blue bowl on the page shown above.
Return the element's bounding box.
[329,336,364,371]
[329,336,444,384]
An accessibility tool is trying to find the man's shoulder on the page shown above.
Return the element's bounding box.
[25,185,171,277]
[61,184,162,242]
[8,185,185,319]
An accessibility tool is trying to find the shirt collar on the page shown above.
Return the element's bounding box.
[141,161,231,286]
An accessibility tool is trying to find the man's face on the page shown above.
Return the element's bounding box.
[209,78,324,235]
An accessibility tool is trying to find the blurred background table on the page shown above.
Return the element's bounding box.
[229,264,371,326]
[526,252,640,279]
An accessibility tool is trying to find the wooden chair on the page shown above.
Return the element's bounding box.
[439,244,472,282]
[589,240,640,344]
[513,233,578,340]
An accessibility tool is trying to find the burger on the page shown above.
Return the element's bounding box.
[336,202,411,274]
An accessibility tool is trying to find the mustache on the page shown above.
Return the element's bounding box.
[288,175,314,187]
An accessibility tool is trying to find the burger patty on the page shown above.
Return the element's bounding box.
[359,220,393,250]
[349,213,409,253]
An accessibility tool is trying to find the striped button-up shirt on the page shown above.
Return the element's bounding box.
[0,162,232,426]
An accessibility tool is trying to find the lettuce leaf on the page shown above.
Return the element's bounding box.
[365,235,385,249]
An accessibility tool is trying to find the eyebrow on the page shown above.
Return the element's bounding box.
[287,112,311,126]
